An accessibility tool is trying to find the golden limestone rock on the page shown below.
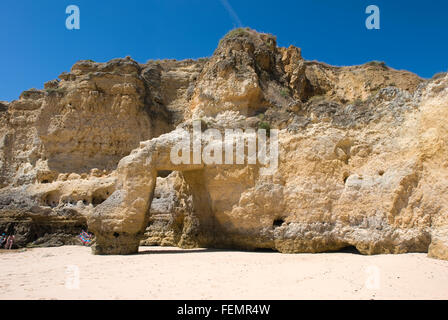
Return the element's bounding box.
[1,29,447,259]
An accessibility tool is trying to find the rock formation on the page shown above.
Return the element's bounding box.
[1,28,447,260]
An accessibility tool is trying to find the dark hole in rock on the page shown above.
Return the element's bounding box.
[92,197,105,206]
[43,192,60,208]
[251,107,268,117]
[253,247,277,252]
[334,245,361,255]
[273,218,285,227]
[113,232,119,238]
[157,170,173,178]
[41,180,49,184]
[378,170,385,176]
[83,200,88,205]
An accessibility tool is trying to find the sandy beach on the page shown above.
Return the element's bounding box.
[0,246,447,300]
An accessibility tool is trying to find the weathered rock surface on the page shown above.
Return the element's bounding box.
[1,28,447,259]
[0,56,205,246]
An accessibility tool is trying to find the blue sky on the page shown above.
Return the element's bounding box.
[1,0,447,101]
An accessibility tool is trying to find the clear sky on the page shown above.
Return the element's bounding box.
[1,0,447,101]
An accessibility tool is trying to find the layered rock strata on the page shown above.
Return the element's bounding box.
[1,28,447,260]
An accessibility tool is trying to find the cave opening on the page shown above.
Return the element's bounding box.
[92,197,104,206]
[334,245,361,255]
[273,218,285,227]
[343,172,350,184]
[253,247,277,253]
[157,170,173,178]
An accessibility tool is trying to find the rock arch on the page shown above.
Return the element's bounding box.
[87,129,206,254]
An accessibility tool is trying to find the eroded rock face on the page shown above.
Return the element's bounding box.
[1,28,448,259]
[0,173,116,247]
[0,57,205,245]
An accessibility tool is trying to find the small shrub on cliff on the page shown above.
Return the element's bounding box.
[432,71,447,80]
[22,91,33,99]
[307,95,326,104]
[45,87,66,96]
[21,88,43,100]
[365,61,387,69]
[258,121,271,137]
[197,57,209,64]
[280,88,290,98]
[219,28,250,46]
[225,28,249,39]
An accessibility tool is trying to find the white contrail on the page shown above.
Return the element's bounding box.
[220,0,243,28]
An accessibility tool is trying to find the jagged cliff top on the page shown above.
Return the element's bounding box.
[6,28,426,103]
[0,28,434,185]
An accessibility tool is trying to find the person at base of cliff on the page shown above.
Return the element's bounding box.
[78,230,93,246]
[0,233,6,248]
[5,234,15,250]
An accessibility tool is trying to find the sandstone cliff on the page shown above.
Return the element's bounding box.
[1,28,447,260]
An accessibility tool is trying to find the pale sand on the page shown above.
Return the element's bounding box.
[0,246,447,300]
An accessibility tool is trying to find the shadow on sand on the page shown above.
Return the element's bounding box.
[136,248,226,255]
[132,246,363,255]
